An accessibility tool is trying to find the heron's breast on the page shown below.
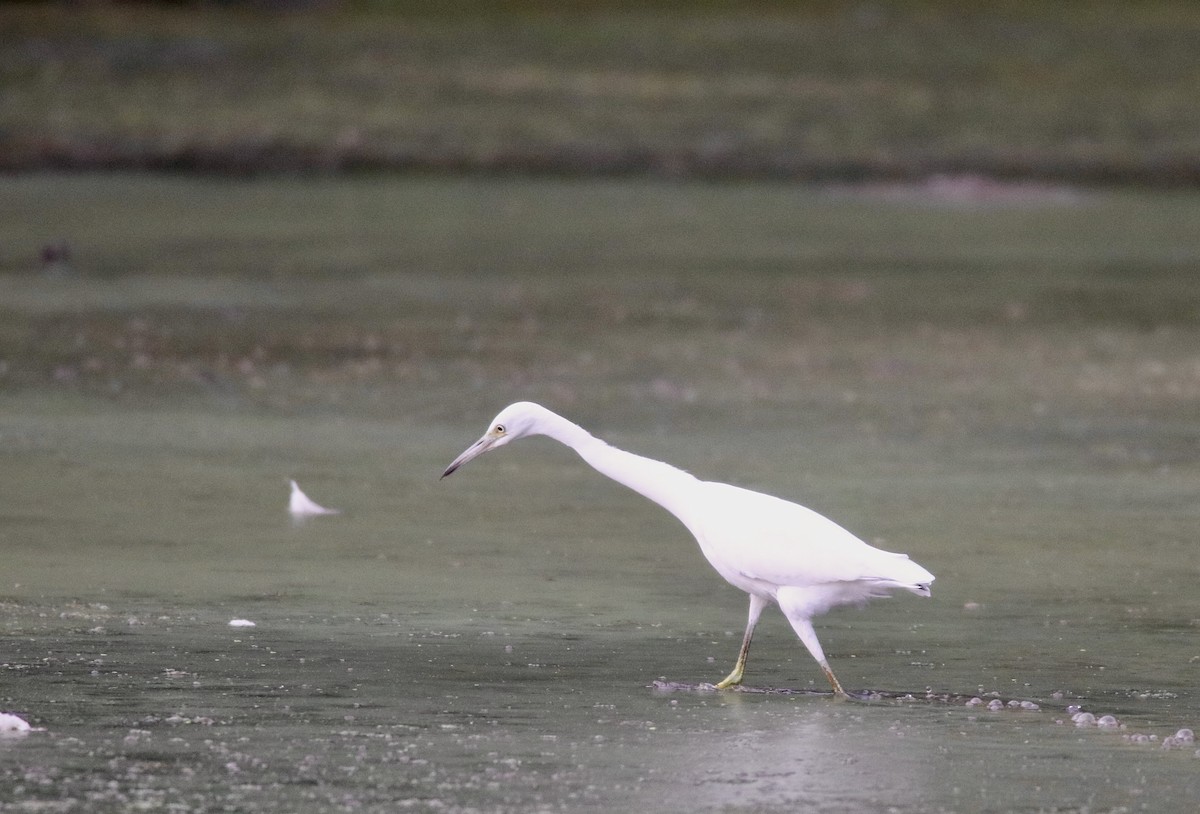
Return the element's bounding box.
[688,526,776,597]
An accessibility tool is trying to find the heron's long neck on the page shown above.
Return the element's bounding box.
[539,413,700,524]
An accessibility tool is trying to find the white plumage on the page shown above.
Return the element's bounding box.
[441,401,934,696]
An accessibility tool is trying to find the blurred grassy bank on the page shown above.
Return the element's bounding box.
[3,1,1200,184]
[4,174,1200,453]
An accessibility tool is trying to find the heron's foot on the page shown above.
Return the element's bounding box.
[713,669,744,689]
[822,664,850,699]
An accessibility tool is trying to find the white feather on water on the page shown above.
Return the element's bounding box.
[288,480,340,517]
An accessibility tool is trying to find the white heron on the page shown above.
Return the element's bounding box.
[441,402,934,697]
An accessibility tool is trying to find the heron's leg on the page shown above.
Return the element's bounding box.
[714,593,768,689]
[786,616,849,698]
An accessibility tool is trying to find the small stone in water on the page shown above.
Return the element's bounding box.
[987,699,1005,711]
[1072,712,1096,726]
[965,697,983,707]
[1097,715,1119,729]
[1020,701,1039,710]
[1175,728,1195,744]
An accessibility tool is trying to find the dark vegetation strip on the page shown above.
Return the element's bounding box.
[8,139,1200,187]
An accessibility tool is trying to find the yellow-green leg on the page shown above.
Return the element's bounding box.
[715,594,767,688]
[820,663,849,698]
[789,614,851,699]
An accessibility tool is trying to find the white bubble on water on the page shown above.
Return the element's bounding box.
[1072,712,1096,727]
[1175,728,1194,743]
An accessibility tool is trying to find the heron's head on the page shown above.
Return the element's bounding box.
[440,402,547,478]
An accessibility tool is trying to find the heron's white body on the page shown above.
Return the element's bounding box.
[686,482,932,611]
[442,402,934,695]
[555,416,930,604]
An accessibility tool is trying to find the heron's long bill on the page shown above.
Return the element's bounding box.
[441,435,495,478]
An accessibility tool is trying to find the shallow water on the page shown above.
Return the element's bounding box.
[2,175,1200,812]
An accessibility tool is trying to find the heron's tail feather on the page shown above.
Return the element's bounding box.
[874,551,934,596]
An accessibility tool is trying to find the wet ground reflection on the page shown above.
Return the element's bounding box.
[3,177,1200,811]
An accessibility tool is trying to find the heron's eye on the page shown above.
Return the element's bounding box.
[494,424,506,434]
